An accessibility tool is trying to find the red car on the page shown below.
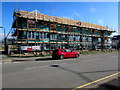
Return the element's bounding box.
[52,49,80,59]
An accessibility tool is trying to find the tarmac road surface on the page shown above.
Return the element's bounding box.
[2,51,119,89]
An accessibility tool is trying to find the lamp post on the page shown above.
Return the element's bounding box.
[0,26,6,52]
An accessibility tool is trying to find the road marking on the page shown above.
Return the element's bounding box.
[72,72,120,90]
[13,62,24,63]
[24,63,68,70]
[24,67,37,70]
[38,65,49,68]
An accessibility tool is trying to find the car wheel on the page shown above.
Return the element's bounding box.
[75,54,79,58]
[60,55,64,59]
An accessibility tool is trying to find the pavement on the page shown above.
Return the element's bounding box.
[1,51,118,63]
[2,51,119,88]
[1,55,52,63]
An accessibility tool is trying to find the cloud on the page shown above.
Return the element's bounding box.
[90,8,97,13]
[97,19,104,25]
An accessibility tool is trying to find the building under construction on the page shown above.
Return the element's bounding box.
[9,10,115,55]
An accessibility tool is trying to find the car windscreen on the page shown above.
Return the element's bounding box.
[61,49,66,52]
[66,49,72,52]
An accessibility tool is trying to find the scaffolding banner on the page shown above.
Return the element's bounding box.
[27,46,32,51]
[21,46,41,51]
[32,46,41,50]
[21,46,28,50]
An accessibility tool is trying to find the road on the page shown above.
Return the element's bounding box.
[2,52,119,88]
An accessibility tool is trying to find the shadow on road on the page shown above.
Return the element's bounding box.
[90,79,120,90]
[35,57,76,61]
[50,64,119,89]
[50,64,93,83]
[35,58,58,61]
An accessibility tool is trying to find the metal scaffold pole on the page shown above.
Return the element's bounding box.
[48,6,51,55]
[101,30,104,51]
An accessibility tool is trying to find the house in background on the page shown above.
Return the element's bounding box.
[112,35,120,49]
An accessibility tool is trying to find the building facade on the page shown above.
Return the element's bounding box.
[10,10,115,54]
[112,35,120,49]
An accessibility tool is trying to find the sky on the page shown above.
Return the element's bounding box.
[0,2,118,41]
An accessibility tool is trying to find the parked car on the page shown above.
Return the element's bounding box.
[52,49,80,59]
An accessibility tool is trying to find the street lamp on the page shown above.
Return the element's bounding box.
[0,26,6,51]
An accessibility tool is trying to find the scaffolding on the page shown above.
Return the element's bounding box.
[8,10,115,55]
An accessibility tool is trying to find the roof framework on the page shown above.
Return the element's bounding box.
[14,10,115,32]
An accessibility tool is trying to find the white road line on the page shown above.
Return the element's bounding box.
[24,65,49,70]
[13,62,24,63]
[24,67,37,70]
[24,63,68,70]
[38,65,49,68]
